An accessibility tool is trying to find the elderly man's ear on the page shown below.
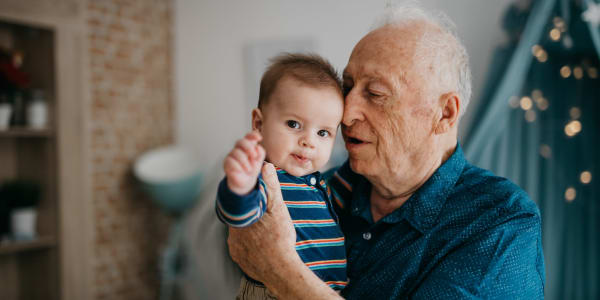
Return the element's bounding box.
[434,92,460,134]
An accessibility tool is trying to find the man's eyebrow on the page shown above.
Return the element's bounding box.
[396,71,408,86]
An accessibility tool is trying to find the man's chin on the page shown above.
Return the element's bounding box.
[348,157,372,176]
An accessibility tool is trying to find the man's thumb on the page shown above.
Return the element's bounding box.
[261,162,282,212]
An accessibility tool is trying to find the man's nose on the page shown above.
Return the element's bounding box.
[342,90,365,126]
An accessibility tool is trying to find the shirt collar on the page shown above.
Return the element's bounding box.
[274,166,322,184]
[351,143,467,233]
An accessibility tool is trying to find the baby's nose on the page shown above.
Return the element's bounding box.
[299,135,315,148]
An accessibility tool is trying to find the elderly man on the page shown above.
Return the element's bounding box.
[228,5,545,299]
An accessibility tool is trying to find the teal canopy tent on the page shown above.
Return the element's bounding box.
[465,0,600,298]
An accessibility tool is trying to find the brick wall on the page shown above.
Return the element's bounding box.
[87,0,174,299]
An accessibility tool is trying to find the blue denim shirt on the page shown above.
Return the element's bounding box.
[327,144,545,299]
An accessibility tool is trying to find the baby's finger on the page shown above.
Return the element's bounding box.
[236,138,258,160]
[245,131,263,143]
[224,155,243,174]
[231,148,252,172]
[252,145,266,172]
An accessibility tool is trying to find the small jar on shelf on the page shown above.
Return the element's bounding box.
[0,92,11,130]
[27,89,48,129]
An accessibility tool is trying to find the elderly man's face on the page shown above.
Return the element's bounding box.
[342,24,441,182]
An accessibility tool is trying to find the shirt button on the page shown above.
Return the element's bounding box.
[309,177,316,185]
[362,232,372,240]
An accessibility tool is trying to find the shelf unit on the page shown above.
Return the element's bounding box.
[0,236,56,255]
[0,20,59,300]
[0,128,54,138]
[0,2,92,299]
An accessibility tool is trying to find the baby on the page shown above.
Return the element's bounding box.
[215,53,347,299]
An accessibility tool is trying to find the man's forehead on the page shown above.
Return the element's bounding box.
[343,24,429,83]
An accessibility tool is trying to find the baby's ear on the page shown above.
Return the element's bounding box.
[251,108,263,131]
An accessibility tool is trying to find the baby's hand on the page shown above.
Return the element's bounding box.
[224,131,266,195]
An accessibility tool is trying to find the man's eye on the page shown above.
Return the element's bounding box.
[287,120,300,129]
[317,130,330,137]
[367,90,382,98]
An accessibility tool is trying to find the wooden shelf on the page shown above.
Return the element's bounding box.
[0,128,53,138]
[0,236,56,255]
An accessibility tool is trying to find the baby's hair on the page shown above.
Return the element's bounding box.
[258,53,342,108]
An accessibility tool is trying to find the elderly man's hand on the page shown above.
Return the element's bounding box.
[227,162,298,283]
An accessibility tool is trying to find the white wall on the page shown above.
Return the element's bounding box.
[175,0,515,174]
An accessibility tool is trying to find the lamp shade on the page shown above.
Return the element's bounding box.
[134,146,203,214]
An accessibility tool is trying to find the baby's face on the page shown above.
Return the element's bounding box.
[256,77,344,177]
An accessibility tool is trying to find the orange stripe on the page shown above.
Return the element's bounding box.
[284,201,325,205]
[333,172,352,192]
[295,237,344,246]
[332,193,344,209]
[325,281,348,286]
[280,183,311,187]
[293,219,335,224]
[305,259,347,267]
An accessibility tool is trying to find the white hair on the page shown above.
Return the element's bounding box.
[372,1,472,118]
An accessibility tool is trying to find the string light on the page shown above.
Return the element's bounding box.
[553,16,566,32]
[536,97,549,111]
[531,45,548,62]
[508,96,519,108]
[539,144,552,159]
[569,107,581,119]
[525,110,536,122]
[531,89,543,100]
[550,28,561,41]
[588,67,598,78]
[573,66,584,79]
[580,171,592,184]
[532,45,542,55]
[520,96,533,110]
[538,52,548,62]
[560,65,572,78]
[565,187,576,202]
[564,120,582,137]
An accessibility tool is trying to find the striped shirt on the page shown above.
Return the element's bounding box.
[216,167,348,290]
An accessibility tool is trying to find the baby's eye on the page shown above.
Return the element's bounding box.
[287,120,300,129]
[317,130,330,137]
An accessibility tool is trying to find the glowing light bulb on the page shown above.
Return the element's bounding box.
[525,110,536,122]
[565,187,576,202]
[564,120,582,137]
[580,171,592,184]
[560,66,572,78]
[537,51,548,63]
[520,96,533,110]
[573,66,584,79]
[536,97,549,111]
[539,144,552,159]
[550,28,561,41]
[531,45,542,56]
[588,67,598,79]
[553,17,566,31]
[569,107,581,119]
